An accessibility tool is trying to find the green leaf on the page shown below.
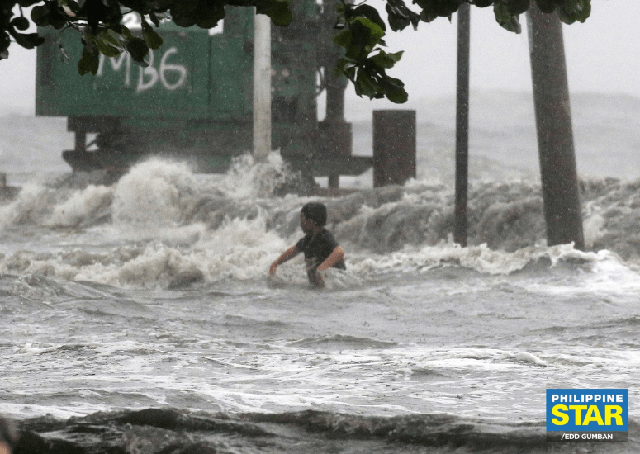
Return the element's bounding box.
[381,77,408,103]
[342,18,385,60]
[12,32,45,49]
[501,16,521,33]
[31,5,50,25]
[386,0,420,32]
[535,0,556,14]
[141,21,163,49]
[494,0,522,33]
[414,0,460,22]
[354,70,382,99]
[195,4,226,29]
[385,89,408,103]
[344,66,356,80]
[78,45,100,75]
[125,36,149,64]
[0,32,11,56]
[333,30,351,48]
[149,12,160,27]
[507,0,530,16]
[351,4,386,32]
[169,1,198,27]
[95,30,123,57]
[336,58,356,80]
[369,50,403,70]
[352,17,385,44]
[102,29,124,48]
[120,26,135,40]
[255,0,293,26]
[557,0,591,24]
[31,2,67,29]
[10,17,30,32]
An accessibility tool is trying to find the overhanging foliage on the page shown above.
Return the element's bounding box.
[1,0,591,102]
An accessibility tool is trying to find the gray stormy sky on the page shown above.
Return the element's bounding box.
[343,0,639,118]
[0,0,638,118]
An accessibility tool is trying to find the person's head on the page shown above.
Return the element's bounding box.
[300,202,327,233]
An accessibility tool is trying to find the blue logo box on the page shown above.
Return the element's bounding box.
[546,389,628,432]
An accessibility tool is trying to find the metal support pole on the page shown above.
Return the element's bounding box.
[326,75,344,189]
[253,11,271,164]
[74,129,87,153]
[454,2,470,247]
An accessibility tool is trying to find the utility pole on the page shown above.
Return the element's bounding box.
[527,3,584,249]
[454,2,470,247]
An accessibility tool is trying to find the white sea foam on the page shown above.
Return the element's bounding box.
[112,158,200,226]
[0,180,49,226]
[0,403,108,420]
[74,243,202,286]
[215,151,288,199]
[48,184,113,226]
[0,155,639,291]
[512,351,549,367]
[0,229,636,290]
[347,243,558,276]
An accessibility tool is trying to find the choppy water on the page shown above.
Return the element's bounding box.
[0,153,638,453]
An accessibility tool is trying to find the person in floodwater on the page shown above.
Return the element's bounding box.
[269,202,345,288]
[0,416,17,454]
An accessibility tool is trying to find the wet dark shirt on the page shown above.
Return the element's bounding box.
[295,230,346,270]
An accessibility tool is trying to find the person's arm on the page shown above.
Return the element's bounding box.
[269,246,299,274]
[316,246,344,272]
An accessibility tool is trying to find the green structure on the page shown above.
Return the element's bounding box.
[36,3,371,182]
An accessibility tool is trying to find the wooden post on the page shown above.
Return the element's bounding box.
[454,2,470,247]
[527,3,584,249]
[372,110,416,187]
[253,11,271,164]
